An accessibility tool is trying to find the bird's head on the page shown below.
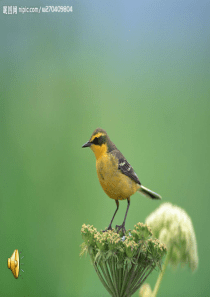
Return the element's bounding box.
[82,128,115,159]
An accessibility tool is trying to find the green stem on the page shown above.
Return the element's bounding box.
[123,263,137,297]
[93,262,113,296]
[114,258,121,297]
[99,262,115,297]
[152,248,171,297]
[109,258,119,297]
[104,260,117,296]
[130,266,154,295]
[129,263,145,291]
[118,266,123,294]
[120,262,130,297]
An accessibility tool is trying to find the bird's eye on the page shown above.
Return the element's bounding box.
[92,137,99,145]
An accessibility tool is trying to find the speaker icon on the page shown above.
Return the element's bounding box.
[8,249,19,279]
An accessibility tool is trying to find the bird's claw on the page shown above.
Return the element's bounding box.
[116,223,126,235]
[102,225,113,232]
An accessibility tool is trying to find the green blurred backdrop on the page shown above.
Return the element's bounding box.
[1,0,209,296]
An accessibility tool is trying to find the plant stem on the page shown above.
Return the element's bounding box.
[129,263,145,291]
[93,262,113,296]
[99,262,115,296]
[109,258,119,297]
[118,266,123,294]
[120,262,130,297]
[152,248,171,297]
[130,266,154,295]
[123,263,137,297]
[104,260,117,296]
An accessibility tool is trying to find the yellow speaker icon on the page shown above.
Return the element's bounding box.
[8,249,19,279]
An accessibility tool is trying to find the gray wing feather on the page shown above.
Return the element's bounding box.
[110,150,141,185]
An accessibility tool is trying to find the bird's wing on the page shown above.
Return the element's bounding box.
[111,150,141,185]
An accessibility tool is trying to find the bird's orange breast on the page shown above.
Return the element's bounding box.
[96,154,140,200]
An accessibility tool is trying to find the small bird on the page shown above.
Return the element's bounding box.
[82,128,161,234]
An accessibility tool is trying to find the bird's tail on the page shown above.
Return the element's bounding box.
[138,185,162,200]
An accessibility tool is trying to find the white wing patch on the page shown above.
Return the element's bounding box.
[119,160,132,171]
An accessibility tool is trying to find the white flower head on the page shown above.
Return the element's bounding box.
[139,283,152,297]
[145,203,198,271]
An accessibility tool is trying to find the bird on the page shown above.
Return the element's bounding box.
[82,128,161,234]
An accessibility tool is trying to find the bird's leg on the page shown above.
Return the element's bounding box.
[116,198,130,235]
[103,200,119,232]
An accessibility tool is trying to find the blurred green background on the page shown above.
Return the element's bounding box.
[1,0,209,296]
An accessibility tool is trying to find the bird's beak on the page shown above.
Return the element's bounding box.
[82,141,92,148]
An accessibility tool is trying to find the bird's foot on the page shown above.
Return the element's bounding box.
[116,223,126,235]
[102,225,113,232]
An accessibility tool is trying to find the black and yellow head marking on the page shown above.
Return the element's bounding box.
[91,128,107,138]
[90,133,107,147]
[82,128,116,159]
